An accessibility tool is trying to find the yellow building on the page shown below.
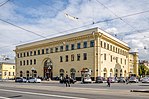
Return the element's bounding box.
[0,62,15,80]
[15,27,138,80]
[129,52,139,76]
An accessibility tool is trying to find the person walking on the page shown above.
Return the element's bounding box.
[65,74,70,87]
[107,77,111,87]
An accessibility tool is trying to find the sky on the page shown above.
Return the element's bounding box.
[0,0,149,61]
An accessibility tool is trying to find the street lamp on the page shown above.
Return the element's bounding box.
[31,67,35,77]
[46,60,52,80]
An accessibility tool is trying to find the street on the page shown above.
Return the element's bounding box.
[0,81,149,99]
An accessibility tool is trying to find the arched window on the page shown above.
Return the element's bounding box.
[20,71,23,77]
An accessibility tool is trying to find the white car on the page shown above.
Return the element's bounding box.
[83,77,92,83]
[142,77,149,83]
[28,77,41,83]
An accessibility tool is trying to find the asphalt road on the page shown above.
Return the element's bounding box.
[0,81,149,99]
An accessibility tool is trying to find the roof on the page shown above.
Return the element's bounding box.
[16,27,129,50]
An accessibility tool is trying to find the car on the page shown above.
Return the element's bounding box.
[95,76,103,83]
[59,77,77,84]
[117,77,126,83]
[82,76,92,83]
[28,77,41,83]
[141,77,149,83]
[15,77,27,83]
[128,76,139,83]
[108,77,118,83]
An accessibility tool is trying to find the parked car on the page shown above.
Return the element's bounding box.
[141,77,149,83]
[28,77,41,83]
[15,77,27,83]
[95,76,103,83]
[128,76,139,83]
[108,77,118,83]
[82,76,92,83]
[59,77,77,84]
[117,77,126,83]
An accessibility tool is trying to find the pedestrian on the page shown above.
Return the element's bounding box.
[65,74,70,87]
[107,77,111,87]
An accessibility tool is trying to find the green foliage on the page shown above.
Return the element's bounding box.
[138,64,149,76]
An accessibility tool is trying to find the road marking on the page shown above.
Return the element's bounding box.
[0,89,88,99]
[0,96,11,99]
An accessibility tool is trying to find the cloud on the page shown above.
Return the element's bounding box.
[0,0,149,60]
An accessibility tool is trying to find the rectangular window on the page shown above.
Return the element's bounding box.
[116,57,118,63]
[17,54,19,58]
[38,50,40,55]
[60,46,63,51]
[107,44,109,50]
[13,66,15,69]
[77,43,81,49]
[27,60,29,65]
[13,72,15,76]
[90,40,94,47]
[20,61,22,66]
[77,54,80,61]
[23,60,25,65]
[110,45,112,51]
[46,48,49,54]
[83,53,87,60]
[24,52,26,57]
[71,54,74,61]
[27,52,29,56]
[60,56,63,62]
[42,49,44,54]
[66,45,69,51]
[55,47,58,52]
[101,41,103,47]
[104,53,106,60]
[9,72,11,76]
[125,59,126,65]
[50,48,53,53]
[34,51,36,55]
[66,55,68,62]
[4,72,7,76]
[113,46,115,52]
[121,58,122,64]
[34,59,36,65]
[83,41,87,48]
[71,44,75,50]
[20,53,22,57]
[111,55,112,62]
[30,51,32,56]
[104,42,106,49]
[30,60,32,65]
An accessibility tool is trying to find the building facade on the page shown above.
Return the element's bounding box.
[128,52,139,76]
[15,27,137,80]
[0,62,15,79]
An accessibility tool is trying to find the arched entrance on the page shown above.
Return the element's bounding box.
[110,68,113,77]
[70,68,76,79]
[114,63,122,77]
[103,68,107,78]
[59,69,64,78]
[43,59,53,80]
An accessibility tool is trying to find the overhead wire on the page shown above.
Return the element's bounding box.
[0,18,46,38]
[1,1,149,52]
[0,0,10,7]
[95,0,142,33]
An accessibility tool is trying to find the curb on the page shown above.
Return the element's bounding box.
[130,90,149,93]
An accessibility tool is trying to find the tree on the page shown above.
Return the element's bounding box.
[138,64,149,77]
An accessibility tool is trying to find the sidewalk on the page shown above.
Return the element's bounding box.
[130,89,149,93]
[41,80,59,84]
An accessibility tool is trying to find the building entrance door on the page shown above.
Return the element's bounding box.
[43,59,53,80]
